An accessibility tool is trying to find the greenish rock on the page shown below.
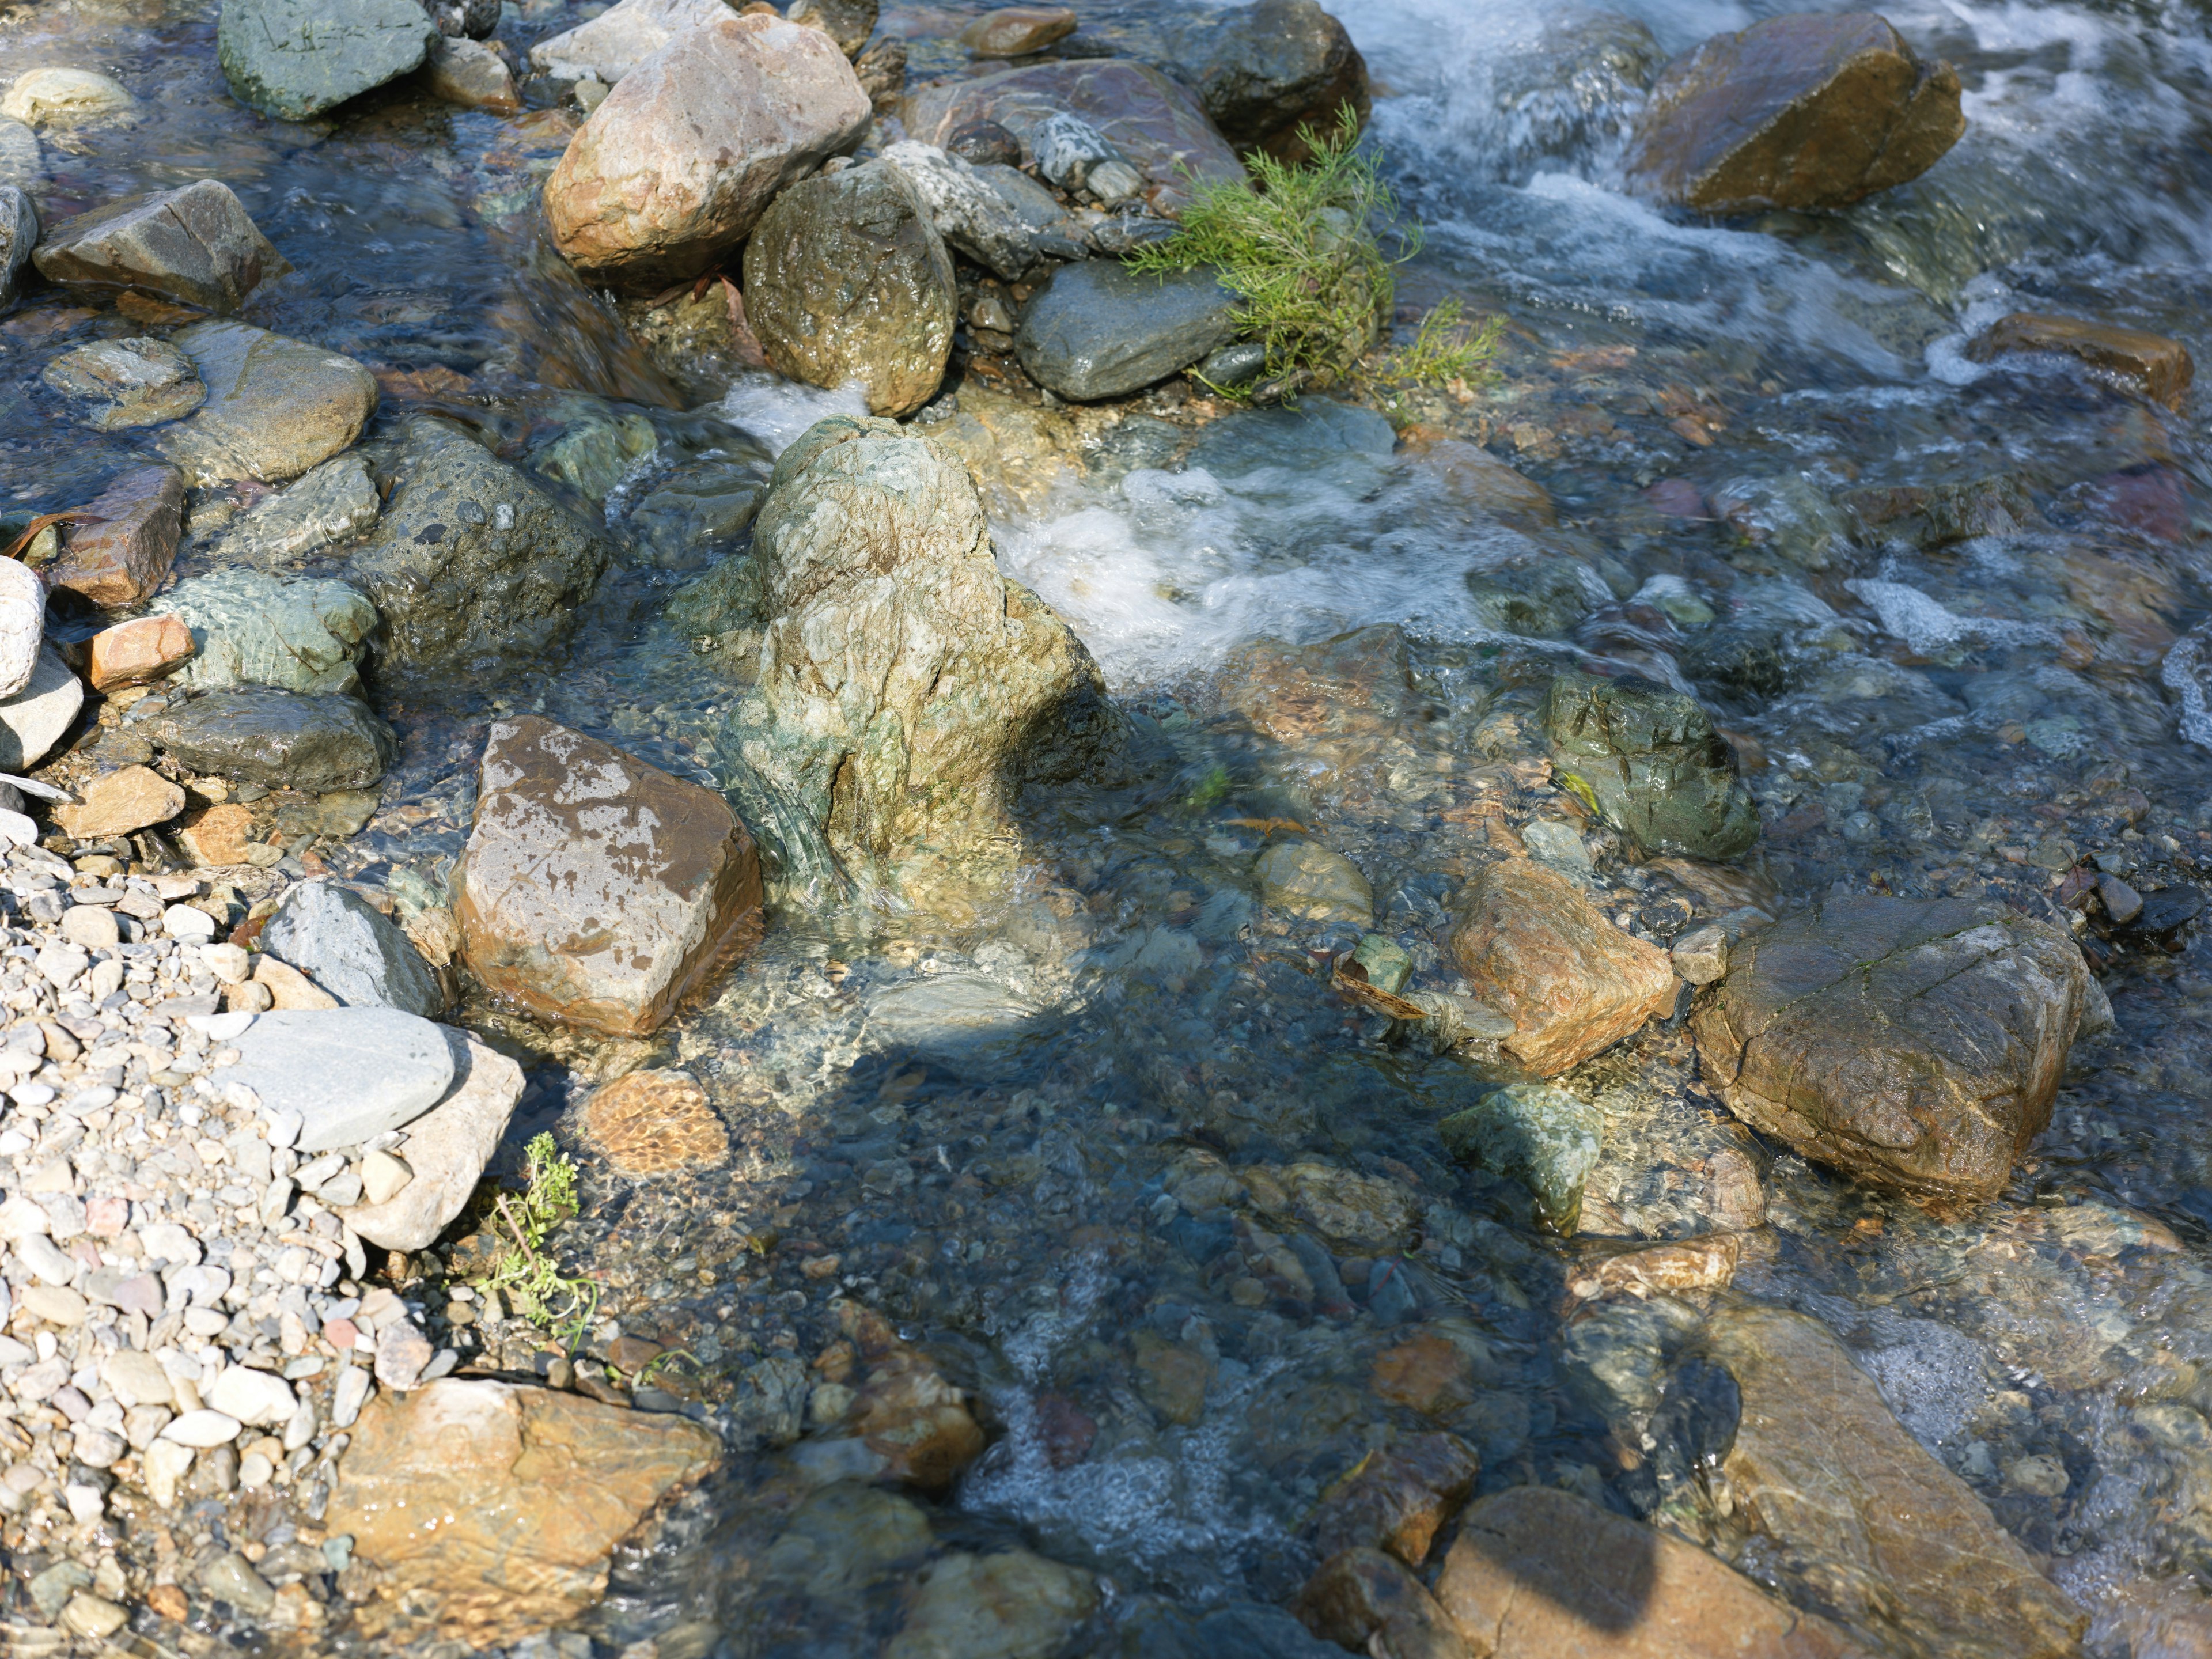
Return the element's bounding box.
[156,321,380,486]
[197,1550,276,1617]
[217,0,439,122]
[161,568,378,696]
[347,418,612,684]
[1463,550,1600,638]
[532,406,658,501]
[630,457,765,569]
[210,453,380,567]
[1349,931,1410,994]
[143,688,396,791]
[1439,1082,1602,1233]
[1543,668,1759,860]
[668,551,766,673]
[1015,258,1239,403]
[1253,839,1372,926]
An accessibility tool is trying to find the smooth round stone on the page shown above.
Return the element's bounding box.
[222,1008,456,1153]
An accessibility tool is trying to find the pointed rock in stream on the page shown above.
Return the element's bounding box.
[31,180,287,313]
[458,716,764,1036]
[529,0,737,84]
[49,464,184,607]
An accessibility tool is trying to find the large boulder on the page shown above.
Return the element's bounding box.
[142,688,396,791]
[1690,895,2092,1209]
[326,1378,721,1646]
[156,321,378,485]
[49,465,184,607]
[741,160,955,418]
[458,716,764,1036]
[1152,0,1370,162]
[529,0,734,83]
[1543,669,1759,860]
[161,568,378,696]
[1706,1306,2086,1658]
[715,417,1122,902]
[543,16,871,291]
[346,419,611,683]
[899,59,1241,215]
[1450,857,1677,1076]
[1015,258,1238,401]
[1624,12,1964,215]
[218,0,440,122]
[30,181,286,313]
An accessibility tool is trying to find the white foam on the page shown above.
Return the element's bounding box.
[717,374,869,457]
[1844,578,2060,656]
[2161,622,2212,752]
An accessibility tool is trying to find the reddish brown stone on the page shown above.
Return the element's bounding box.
[959,6,1077,58]
[1402,427,1557,529]
[1310,1432,1479,1566]
[574,1069,729,1175]
[86,613,192,690]
[457,717,763,1037]
[51,465,184,607]
[1370,1330,1479,1418]
[176,802,256,868]
[1219,624,1412,743]
[1297,1547,1473,1659]
[1969,313,2194,411]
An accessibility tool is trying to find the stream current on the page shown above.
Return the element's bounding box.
[8,0,2212,1654]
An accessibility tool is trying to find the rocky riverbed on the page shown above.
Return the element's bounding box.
[0,0,2209,1656]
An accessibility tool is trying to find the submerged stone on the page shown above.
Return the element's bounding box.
[162,568,378,696]
[1440,1083,1603,1233]
[1967,311,2194,411]
[1254,840,1373,926]
[1544,668,1759,860]
[40,337,204,431]
[156,322,379,485]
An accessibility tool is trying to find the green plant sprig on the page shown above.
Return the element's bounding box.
[472,1132,599,1351]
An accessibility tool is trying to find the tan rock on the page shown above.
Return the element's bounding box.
[1297,1546,1474,1659]
[1254,839,1372,926]
[820,1305,986,1494]
[960,6,1077,58]
[1436,1485,1873,1657]
[574,1068,728,1175]
[1131,1330,1213,1426]
[1310,1432,1479,1566]
[457,717,764,1036]
[425,36,519,113]
[542,16,872,290]
[1450,858,1676,1075]
[1370,1331,1479,1418]
[156,321,380,485]
[1705,1305,2086,1659]
[50,464,184,607]
[55,765,184,839]
[177,801,256,867]
[885,1549,1099,1659]
[1402,427,1556,529]
[87,614,192,690]
[529,0,737,83]
[325,1377,721,1647]
[253,955,339,1011]
[1968,312,2194,411]
[1566,1233,1740,1301]
[338,1034,521,1252]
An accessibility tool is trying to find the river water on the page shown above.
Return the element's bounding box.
[6,0,2212,1654]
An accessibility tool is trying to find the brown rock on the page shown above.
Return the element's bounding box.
[542,16,873,290]
[1691,895,2090,1209]
[51,465,184,607]
[425,36,520,113]
[1450,858,1677,1076]
[1298,1547,1473,1659]
[55,766,184,839]
[841,1339,986,1494]
[1705,1305,2086,1658]
[1435,1485,1873,1657]
[1968,312,2194,411]
[1566,1233,1741,1301]
[1219,623,1412,743]
[960,6,1077,58]
[1370,1331,1479,1419]
[177,802,256,868]
[1402,428,1556,529]
[1310,1432,1479,1566]
[86,614,192,690]
[1624,13,1964,215]
[458,716,764,1037]
[1132,1330,1213,1426]
[574,1068,729,1175]
[253,955,339,1011]
[31,180,288,313]
[325,1377,721,1647]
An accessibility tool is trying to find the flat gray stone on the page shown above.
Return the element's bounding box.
[0,647,85,771]
[161,568,378,696]
[262,881,442,1016]
[1014,258,1238,401]
[218,0,439,122]
[224,1008,455,1153]
[141,687,395,792]
[337,1031,521,1250]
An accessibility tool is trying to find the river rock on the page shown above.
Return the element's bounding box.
[218,0,440,122]
[1450,858,1676,1075]
[210,453,380,567]
[1544,669,1759,860]
[899,59,1241,214]
[0,184,33,314]
[0,558,40,700]
[54,766,183,840]
[262,882,442,1016]
[1254,839,1372,925]
[1436,1485,1872,1657]
[960,6,1075,58]
[530,0,736,82]
[50,465,184,607]
[86,615,192,690]
[715,416,1120,901]
[1,69,134,127]
[421,0,499,37]
[787,0,876,58]
[40,337,204,431]
[1967,311,2194,411]
[156,322,379,485]
[31,181,286,313]
[1221,624,1412,743]
[1706,1305,2086,1658]
[1624,12,1964,215]
[458,716,764,1036]
[425,36,518,113]
[882,139,1081,281]
[574,1068,728,1174]
[141,688,396,791]
[1297,1548,1473,1659]
[1440,1083,1603,1233]
[741,159,956,418]
[327,1377,721,1645]
[628,458,762,569]
[162,568,378,696]
[337,1032,522,1250]
[346,419,610,681]
[543,14,871,290]
[1152,0,1370,161]
[0,647,84,770]
[885,1550,1099,1659]
[1016,259,1239,400]
[1690,895,2091,1209]
[224,1007,455,1151]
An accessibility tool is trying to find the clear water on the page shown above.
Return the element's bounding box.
[6,0,2212,1654]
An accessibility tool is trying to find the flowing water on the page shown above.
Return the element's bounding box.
[7,0,2212,1653]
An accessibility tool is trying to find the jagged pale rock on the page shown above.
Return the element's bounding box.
[48,465,185,607]
[0,558,41,700]
[217,0,440,121]
[543,15,870,290]
[459,716,763,1035]
[31,181,286,313]
[529,0,736,82]
[156,322,378,484]
[882,139,1078,280]
[337,1033,521,1250]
